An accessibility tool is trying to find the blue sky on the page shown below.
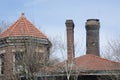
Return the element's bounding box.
[0,0,120,59]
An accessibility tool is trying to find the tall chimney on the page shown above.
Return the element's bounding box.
[85,19,100,56]
[66,20,74,64]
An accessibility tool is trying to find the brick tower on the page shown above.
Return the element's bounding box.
[66,20,75,65]
[85,19,100,56]
[0,13,51,80]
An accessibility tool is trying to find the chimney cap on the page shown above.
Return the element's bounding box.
[86,19,100,27]
[66,20,74,24]
[87,19,99,22]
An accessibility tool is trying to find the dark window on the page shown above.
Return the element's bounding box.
[15,52,23,64]
[14,52,24,73]
[0,54,4,74]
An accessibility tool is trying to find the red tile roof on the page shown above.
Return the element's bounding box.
[74,54,120,70]
[0,13,47,39]
[54,54,120,72]
[37,54,120,75]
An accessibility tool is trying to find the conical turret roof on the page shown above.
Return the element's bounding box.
[0,13,47,39]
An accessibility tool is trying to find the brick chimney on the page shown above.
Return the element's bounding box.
[66,20,75,64]
[85,19,100,56]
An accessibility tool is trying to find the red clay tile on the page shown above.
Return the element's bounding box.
[56,54,120,71]
[0,13,47,39]
[74,54,120,70]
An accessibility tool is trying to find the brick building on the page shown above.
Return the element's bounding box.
[0,13,51,80]
[0,13,120,80]
[44,19,120,80]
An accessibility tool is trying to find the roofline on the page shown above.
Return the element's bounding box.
[76,54,120,64]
